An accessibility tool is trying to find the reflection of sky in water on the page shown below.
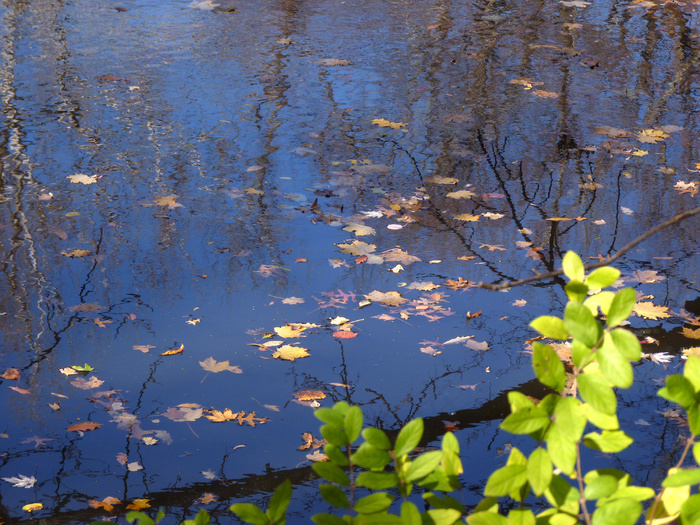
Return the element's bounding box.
[0,0,698,519]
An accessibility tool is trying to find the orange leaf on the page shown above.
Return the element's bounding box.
[160,344,184,356]
[67,422,101,432]
[333,331,358,339]
[126,499,151,511]
[1,368,19,380]
[545,217,573,221]
[294,390,326,401]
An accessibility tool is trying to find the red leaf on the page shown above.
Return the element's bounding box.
[333,331,358,339]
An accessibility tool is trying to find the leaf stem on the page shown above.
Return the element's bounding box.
[576,440,592,525]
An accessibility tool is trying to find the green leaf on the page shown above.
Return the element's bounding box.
[693,443,700,465]
[354,492,393,514]
[533,510,577,525]
[680,494,700,524]
[354,515,403,525]
[562,251,584,282]
[266,480,292,523]
[578,372,616,415]
[583,403,619,430]
[344,406,363,443]
[591,499,642,525]
[72,363,94,372]
[125,512,155,525]
[400,501,421,525]
[394,418,423,457]
[571,340,592,368]
[319,484,349,508]
[423,493,464,511]
[685,356,700,393]
[473,497,499,514]
[501,405,550,434]
[530,316,570,340]
[362,428,391,451]
[313,462,350,486]
[564,281,588,302]
[553,396,586,442]
[441,432,459,455]
[598,334,633,388]
[185,509,211,525]
[506,509,535,525]
[230,503,269,525]
[688,404,700,436]
[585,267,620,290]
[532,342,567,392]
[356,471,399,489]
[466,512,507,525]
[527,447,552,497]
[312,514,347,525]
[603,485,655,503]
[320,424,349,447]
[544,475,580,515]
[584,291,616,317]
[324,444,349,466]
[507,391,536,411]
[546,424,577,476]
[484,465,527,497]
[584,474,618,500]
[315,407,344,426]
[663,468,700,488]
[583,430,633,453]
[422,509,462,525]
[351,442,392,469]
[564,302,601,348]
[658,375,696,409]
[607,288,636,328]
[405,450,443,482]
[609,328,641,362]
[506,446,527,466]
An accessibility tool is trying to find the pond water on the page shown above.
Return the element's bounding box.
[0,0,698,522]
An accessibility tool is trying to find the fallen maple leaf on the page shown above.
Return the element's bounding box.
[274,325,307,338]
[1,368,19,380]
[637,128,670,143]
[444,277,474,290]
[163,403,203,422]
[237,411,269,427]
[343,222,376,236]
[682,327,700,340]
[204,408,241,422]
[199,493,218,504]
[372,118,406,130]
[364,290,408,306]
[89,497,122,512]
[2,474,36,488]
[674,181,699,196]
[336,240,377,256]
[67,173,98,185]
[272,345,310,361]
[126,498,150,510]
[152,195,183,208]
[479,243,507,252]
[199,357,242,374]
[71,376,104,390]
[299,432,327,450]
[426,176,459,184]
[634,302,671,320]
[67,422,101,432]
[513,299,527,307]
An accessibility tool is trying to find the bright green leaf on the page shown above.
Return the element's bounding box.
[685,356,700,393]
[532,342,567,392]
[663,468,700,488]
[324,444,349,466]
[266,480,292,523]
[658,375,696,409]
[319,484,349,508]
[546,424,577,476]
[356,471,399,489]
[591,498,642,525]
[394,418,423,457]
[344,406,363,443]
[501,406,550,434]
[527,447,552,496]
[585,267,620,290]
[562,251,585,282]
[598,334,633,388]
[351,442,392,469]
[405,450,443,482]
[320,424,349,447]
[544,475,580,515]
[553,397,586,442]
[484,465,527,497]
[466,511,507,525]
[422,508,462,525]
[578,372,617,415]
[564,281,588,302]
[584,474,618,500]
[584,403,619,430]
[354,492,393,514]
[315,408,344,426]
[401,501,421,525]
[313,463,350,486]
[506,509,535,525]
[564,302,601,348]
[362,428,391,451]
[229,503,269,525]
[530,316,569,340]
[311,513,347,525]
[607,288,636,328]
[583,430,633,453]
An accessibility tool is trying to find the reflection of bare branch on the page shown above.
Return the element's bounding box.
[479,206,700,291]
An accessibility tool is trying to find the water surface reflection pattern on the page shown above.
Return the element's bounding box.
[0,0,698,521]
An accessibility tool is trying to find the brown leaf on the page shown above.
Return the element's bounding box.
[68,303,103,312]
[71,377,105,390]
[198,493,218,504]
[294,390,326,401]
[133,345,155,353]
[61,249,91,258]
[533,90,559,98]
[152,195,183,208]
[199,357,242,374]
[372,118,405,130]
[160,344,184,356]
[380,248,421,265]
[204,408,242,422]
[93,317,113,328]
[67,422,101,432]
[364,290,408,306]
[237,411,269,427]
[299,432,327,450]
[1,368,19,380]
[89,496,122,512]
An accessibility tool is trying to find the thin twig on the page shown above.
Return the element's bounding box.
[478,206,700,291]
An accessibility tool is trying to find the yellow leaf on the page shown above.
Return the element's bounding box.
[372,118,406,130]
[274,325,306,338]
[126,498,151,511]
[67,173,98,185]
[204,408,242,422]
[545,217,573,221]
[272,345,310,361]
[634,302,671,320]
[22,503,43,512]
[682,327,700,340]
[61,249,91,258]
[160,344,184,356]
[425,176,459,184]
[683,347,700,357]
[446,190,476,199]
[342,222,376,236]
[454,213,480,221]
[199,357,242,374]
[631,149,648,156]
[637,128,670,143]
[245,187,264,194]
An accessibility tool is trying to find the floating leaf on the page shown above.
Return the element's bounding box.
[67,422,101,432]
[274,325,307,338]
[533,90,559,98]
[3,474,37,488]
[204,408,241,422]
[133,345,155,353]
[1,368,19,380]
[282,296,305,305]
[70,376,104,389]
[294,390,326,401]
[89,496,122,512]
[116,453,128,465]
[333,331,358,339]
[634,302,671,320]
[372,118,406,130]
[364,290,408,306]
[163,403,203,422]
[317,58,350,66]
[199,357,242,374]
[336,240,377,256]
[454,213,480,221]
[637,128,670,144]
[67,173,98,185]
[126,498,150,510]
[8,386,30,394]
[22,503,43,512]
[160,344,184,356]
[482,212,504,220]
[381,248,421,265]
[61,249,91,258]
[343,223,376,236]
[446,190,476,199]
[426,176,459,184]
[152,195,183,208]
[272,345,310,361]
